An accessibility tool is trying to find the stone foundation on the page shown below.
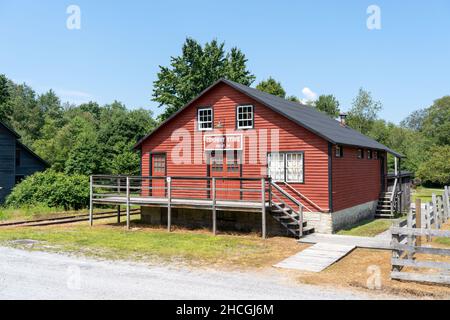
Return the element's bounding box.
[304,200,378,234]
[140,206,291,236]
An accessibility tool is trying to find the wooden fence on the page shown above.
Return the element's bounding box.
[390,186,450,285]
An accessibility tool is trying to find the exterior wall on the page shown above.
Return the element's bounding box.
[0,125,47,204]
[15,146,47,176]
[331,146,385,212]
[140,82,330,211]
[0,126,16,203]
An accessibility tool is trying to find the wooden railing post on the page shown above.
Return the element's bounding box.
[261,178,266,239]
[126,176,130,230]
[268,178,272,207]
[298,204,303,239]
[443,186,449,221]
[212,178,217,235]
[167,177,172,232]
[89,175,93,227]
[391,220,401,272]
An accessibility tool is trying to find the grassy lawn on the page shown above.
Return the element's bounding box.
[337,219,393,237]
[0,221,301,268]
[412,187,444,203]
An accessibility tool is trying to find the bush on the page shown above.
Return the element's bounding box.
[5,170,89,210]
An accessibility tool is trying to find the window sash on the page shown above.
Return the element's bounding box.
[198,108,213,131]
[237,105,253,129]
[286,153,304,183]
[268,153,285,182]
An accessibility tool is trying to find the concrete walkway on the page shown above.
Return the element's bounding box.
[299,233,391,250]
[274,243,356,272]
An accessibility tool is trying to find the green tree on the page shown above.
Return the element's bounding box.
[416,145,450,186]
[65,129,103,176]
[256,77,286,98]
[400,108,427,132]
[314,94,340,118]
[421,96,450,145]
[153,38,255,121]
[286,95,300,103]
[347,88,382,135]
[0,74,11,120]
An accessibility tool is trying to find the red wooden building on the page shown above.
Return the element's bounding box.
[90,79,403,237]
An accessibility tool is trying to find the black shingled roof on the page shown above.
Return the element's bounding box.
[135,79,403,158]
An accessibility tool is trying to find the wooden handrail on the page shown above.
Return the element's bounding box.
[282,182,326,213]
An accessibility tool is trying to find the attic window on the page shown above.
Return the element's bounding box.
[357,148,364,159]
[335,146,343,158]
[237,105,254,129]
[198,108,213,131]
[367,150,373,160]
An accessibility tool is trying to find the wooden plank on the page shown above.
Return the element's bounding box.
[392,258,450,270]
[391,271,450,285]
[392,243,450,256]
[300,233,391,250]
[274,243,355,272]
[391,227,450,238]
[415,199,422,247]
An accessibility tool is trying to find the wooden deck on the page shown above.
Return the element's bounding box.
[94,196,266,212]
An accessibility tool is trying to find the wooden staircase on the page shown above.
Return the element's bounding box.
[268,181,315,238]
[375,191,395,218]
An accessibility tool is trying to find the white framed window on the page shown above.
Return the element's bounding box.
[198,108,213,131]
[237,105,254,129]
[267,153,285,182]
[268,152,304,183]
[286,153,304,183]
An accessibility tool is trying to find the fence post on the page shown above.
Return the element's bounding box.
[432,193,438,229]
[167,177,172,232]
[89,175,93,227]
[444,186,449,221]
[415,199,422,247]
[391,220,401,272]
[424,203,431,242]
[212,178,217,235]
[407,206,414,258]
[261,178,266,239]
[126,177,130,230]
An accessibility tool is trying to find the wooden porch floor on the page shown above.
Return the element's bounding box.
[93,196,266,212]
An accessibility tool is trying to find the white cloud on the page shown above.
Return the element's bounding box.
[301,87,317,104]
[54,89,94,105]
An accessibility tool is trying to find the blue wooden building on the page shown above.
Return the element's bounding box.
[0,121,48,203]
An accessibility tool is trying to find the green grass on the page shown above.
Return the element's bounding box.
[337,219,393,237]
[0,223,286,267]
[0,204,70,221]
[435,237,450,246]
[412,187,444,203]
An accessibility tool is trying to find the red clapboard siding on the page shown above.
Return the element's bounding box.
[331,146,383,211]
[141,82,330,211]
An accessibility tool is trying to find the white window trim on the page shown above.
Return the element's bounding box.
[267,152,304,183]
[197,107,213,131]
[237,105,254,130]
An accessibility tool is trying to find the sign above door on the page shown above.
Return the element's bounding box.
[204,134,243,151]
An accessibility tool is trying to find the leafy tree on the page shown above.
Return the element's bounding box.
[314,94,340,118]
[256,77,286,98]
[400,108,427,131]
[347,88,382,135]
[286,95,300,103]
[0,74,10,120]
[416,145,450,186]
[65,129,103,176]
[153,38,255,121]
[421,96,450,146]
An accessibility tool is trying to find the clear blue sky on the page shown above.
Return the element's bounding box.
[1,0,449,123]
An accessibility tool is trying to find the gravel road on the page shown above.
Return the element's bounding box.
[0,246,384,300]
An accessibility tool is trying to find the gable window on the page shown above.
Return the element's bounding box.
[268,152,304,183]
[236,105,254,129]
[374,151,379,160]
[335,145,343,158]
[367,150,373,160]
[198,108,213,131]
[357,148,364,159]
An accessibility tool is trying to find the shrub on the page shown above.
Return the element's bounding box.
[5,170,89,210]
